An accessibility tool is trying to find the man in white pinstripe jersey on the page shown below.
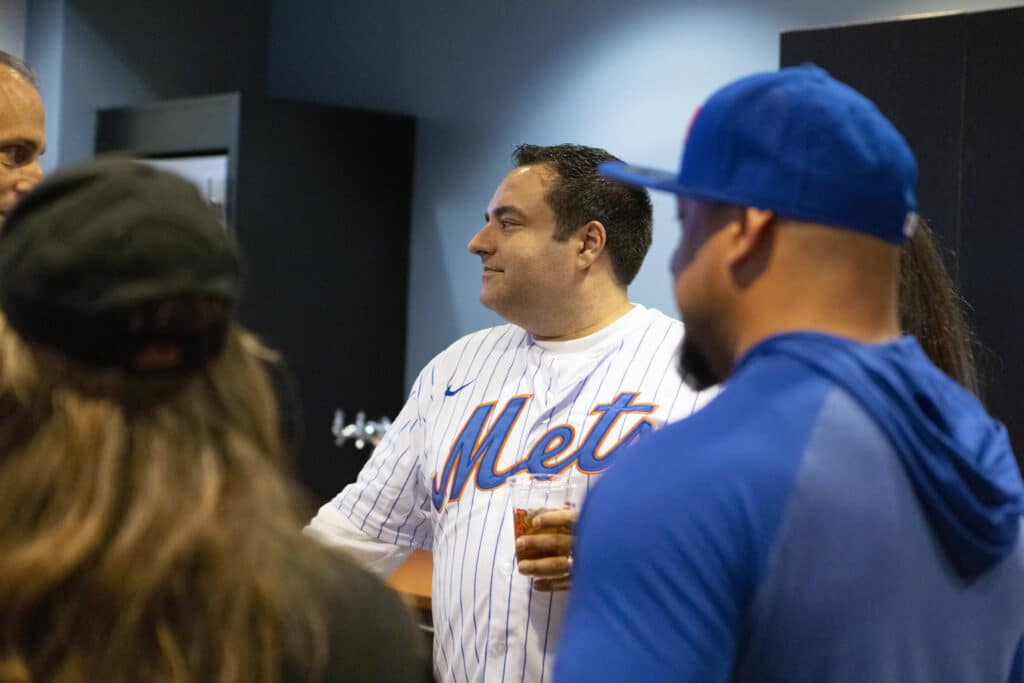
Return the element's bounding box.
[307,143,712,682]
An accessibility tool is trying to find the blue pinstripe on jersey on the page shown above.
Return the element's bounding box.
[438,327,522,683]
[479,342,547,681]
[375,449,419,539]
[470,338,542,674]
[443,335,513,681]
[342,418,417,520]
[500,337,626,682]
[429,333,483,682]
[452,332,529,675]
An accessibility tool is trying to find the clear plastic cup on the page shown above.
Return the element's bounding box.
[508,473,580,563]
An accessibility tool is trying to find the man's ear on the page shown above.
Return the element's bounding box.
[576,220,607,269]
[727,207,775,287]
[725,207,774,266]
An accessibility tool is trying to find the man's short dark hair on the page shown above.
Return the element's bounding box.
[513,143,653,285]
[0,50,38,88]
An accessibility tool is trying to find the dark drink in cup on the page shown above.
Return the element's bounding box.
[513,507,573,560]
[508,473,579,565]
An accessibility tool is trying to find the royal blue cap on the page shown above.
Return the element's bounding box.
[601,65,918,244]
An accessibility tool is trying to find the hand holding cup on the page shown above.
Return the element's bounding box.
[509,474,580,592]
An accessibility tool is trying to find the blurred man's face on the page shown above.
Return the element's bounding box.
[0,68,46,227]
[671,197,732,390]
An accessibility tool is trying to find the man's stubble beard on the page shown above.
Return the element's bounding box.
[677,335,721,392]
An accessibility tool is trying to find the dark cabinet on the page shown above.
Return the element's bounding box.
[96,93,416,500]
[781,9,1024,462]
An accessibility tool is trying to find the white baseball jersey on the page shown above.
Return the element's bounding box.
[308,304,713,682]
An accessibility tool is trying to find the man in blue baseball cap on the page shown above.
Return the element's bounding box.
[554,65,1024,682]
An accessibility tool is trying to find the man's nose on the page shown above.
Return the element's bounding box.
[468,224,493,255]
[14,163,43,195]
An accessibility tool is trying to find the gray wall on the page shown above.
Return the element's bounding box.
[0,0,26,56]
[26,0,1024,393]
[28,0,269,174]
[263,0,1024,390]
[25,0,62,172]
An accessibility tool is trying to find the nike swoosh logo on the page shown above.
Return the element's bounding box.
[445,381,473,397]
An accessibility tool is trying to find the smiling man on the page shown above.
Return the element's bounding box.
[0,51,45,227]
[307,143,712,682]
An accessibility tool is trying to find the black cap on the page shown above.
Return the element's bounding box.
[0,157,243,373]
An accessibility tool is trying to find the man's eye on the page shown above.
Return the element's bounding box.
[1,147,28,167]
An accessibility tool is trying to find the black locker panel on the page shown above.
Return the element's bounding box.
[781,14,967,270]
[958,10,1024,454]
[781,9,1024,460]
[97,94,415,502]
[233,97,415,501]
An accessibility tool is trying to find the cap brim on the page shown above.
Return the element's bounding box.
[598,161,688,194]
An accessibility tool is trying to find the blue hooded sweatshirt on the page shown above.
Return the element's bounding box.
[555,332,1024,683]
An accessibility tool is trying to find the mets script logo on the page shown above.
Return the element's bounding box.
[431,392,656,511]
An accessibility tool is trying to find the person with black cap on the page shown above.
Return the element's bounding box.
[0,158,433,683]
[554,65,1024,682]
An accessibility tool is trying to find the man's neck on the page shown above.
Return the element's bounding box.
[732,223,902,363]
[734,279,901,362]
[530,298,635,342]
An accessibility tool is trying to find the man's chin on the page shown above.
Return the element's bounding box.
[478,289,497,310]
[677,337,721,391]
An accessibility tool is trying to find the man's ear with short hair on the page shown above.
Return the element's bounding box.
[576,220,607,270]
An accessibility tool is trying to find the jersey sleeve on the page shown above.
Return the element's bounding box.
[553,437,759,682]
[304,503,415,578]
[307,365,436,573]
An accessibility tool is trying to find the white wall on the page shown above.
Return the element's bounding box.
[0,0,26,56]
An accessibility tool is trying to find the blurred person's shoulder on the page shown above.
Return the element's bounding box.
[292,546,435,683]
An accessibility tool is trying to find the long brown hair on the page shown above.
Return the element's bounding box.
[899,216,980,394]
[0,316,333,683]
